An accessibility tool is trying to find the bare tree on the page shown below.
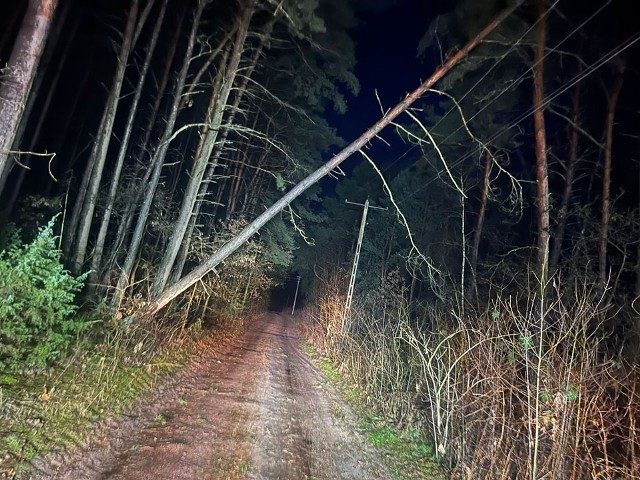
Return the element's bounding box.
[67,0,140,273]
[0,0,59,198]
[89,0,168,289]
[151,0,257,296]
[111,0,207,311]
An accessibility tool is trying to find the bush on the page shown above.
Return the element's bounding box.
[0,217,88,370]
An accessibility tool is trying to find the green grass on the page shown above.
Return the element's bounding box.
[303,343,444,480]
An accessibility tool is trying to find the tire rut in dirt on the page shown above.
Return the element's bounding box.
[249,314,389,480]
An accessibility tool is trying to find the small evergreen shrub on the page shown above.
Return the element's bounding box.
[0,217,88,370]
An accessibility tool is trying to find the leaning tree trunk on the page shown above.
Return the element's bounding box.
[70,0,139,274]
[599,60,625,291]
[0,0,59,198]
[533,0,549,285]
[141,2,522,317]
[111,1,206,311]
[151,0,256,296]
[10,1,69,173]
[105,5,185,272]
[549,70,583,274]
[89,0,168,290]
[4,10,78,216]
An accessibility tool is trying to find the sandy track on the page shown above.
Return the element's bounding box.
[26,313,390,480]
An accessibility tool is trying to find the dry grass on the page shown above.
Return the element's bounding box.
[301,277,640,479]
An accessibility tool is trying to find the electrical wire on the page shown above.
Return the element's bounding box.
[404,29,640,200]
[381,0,610,175]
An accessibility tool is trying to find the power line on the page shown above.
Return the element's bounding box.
[381,0,610,175]
[404,29,640,201]
[436,0,613,148]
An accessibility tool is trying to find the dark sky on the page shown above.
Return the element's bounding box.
[331,0,440,165]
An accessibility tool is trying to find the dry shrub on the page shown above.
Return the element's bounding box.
[302,277,640,479]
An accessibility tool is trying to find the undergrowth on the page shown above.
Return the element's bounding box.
[303,343,445,480]
[301,272,640,479]
[0,315,242,478]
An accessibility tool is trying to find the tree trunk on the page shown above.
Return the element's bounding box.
[11,1,70,162]
[70,0,139,273]
[0,0,59,198]
[111,1,206,311]
[151,0,256,296]
[4,9,78,216]
[141,2,522,317]
[533,0,549,284]
[89,0,168,289]
[105,4,185,272]
[599,61,625,290]
[549,70,582,274]
[170,23,272,283]
[468,151,492,299]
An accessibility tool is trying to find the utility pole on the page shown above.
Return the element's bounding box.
[343,199,386,329]
[291,275,301,315]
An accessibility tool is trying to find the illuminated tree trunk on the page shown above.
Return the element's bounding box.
[151,0,256,295]
[4,9,77,215]
[599,60,625,290]
[105,6,185,272]
[68,0,139,272]
[533,0,549,284]
[111,1,205,311]
[0,0,59,198]
[89,0,168,289]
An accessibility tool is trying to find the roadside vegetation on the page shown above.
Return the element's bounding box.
[0,218,263,477]
[304,343,445,479]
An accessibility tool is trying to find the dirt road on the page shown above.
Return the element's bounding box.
[27,313,391,479]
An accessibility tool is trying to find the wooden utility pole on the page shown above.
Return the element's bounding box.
[343,199,386,328]
[291,275,301,315]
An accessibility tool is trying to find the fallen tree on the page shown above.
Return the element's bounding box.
[141,1,523,318]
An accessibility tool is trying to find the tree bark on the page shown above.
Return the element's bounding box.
[141,1,522,317]
[170,22,272,283]
[0,0,59,198]
[4,8,78,216]
[599,61,625,290]
[70,0,139,273]
[111,1,206,311]
[533,0,549,283]
[105,4,185,271]
[89,0,168,289]
[151,0,256,295]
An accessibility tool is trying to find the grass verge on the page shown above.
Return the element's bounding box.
[302,344,445,480]
[0,317,243,479]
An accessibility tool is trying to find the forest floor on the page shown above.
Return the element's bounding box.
[21,313,422,480]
